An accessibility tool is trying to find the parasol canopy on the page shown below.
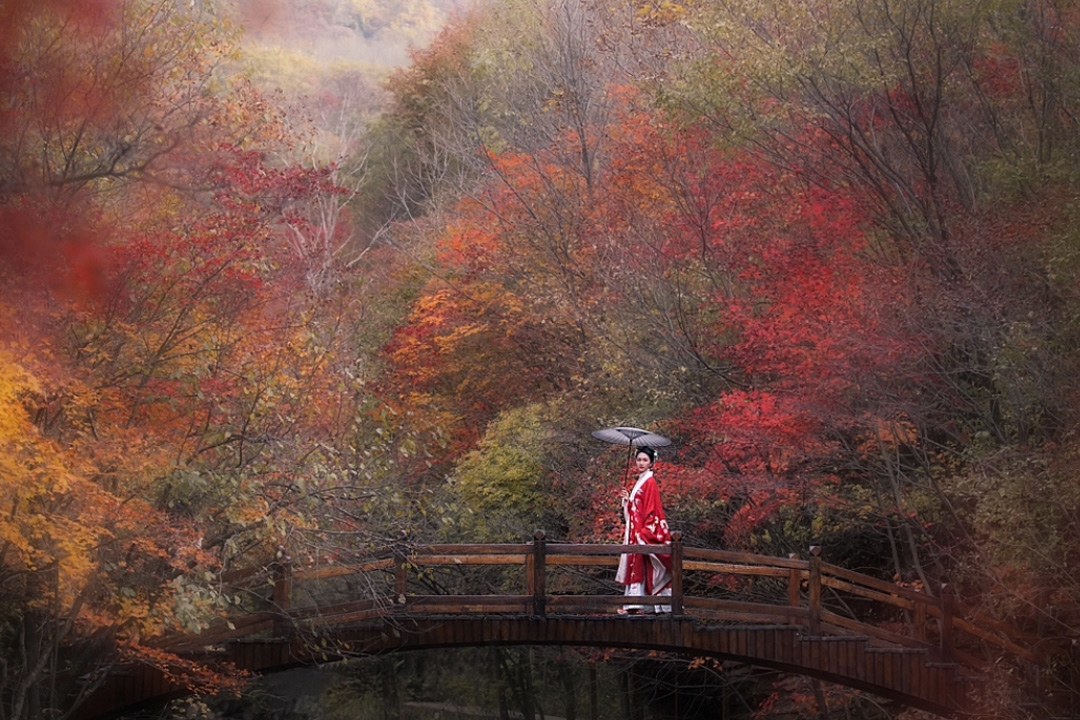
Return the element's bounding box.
[592,426,672,484]
[591,426,672,448]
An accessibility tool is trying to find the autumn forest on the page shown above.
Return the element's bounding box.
[2,0,1080,717]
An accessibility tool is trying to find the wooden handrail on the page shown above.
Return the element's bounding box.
[682,546,808,569]
[181,535,1040,669]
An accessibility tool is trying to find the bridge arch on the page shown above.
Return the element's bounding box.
[230,616,973,716]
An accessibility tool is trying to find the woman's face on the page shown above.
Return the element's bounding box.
[634,452,653,473]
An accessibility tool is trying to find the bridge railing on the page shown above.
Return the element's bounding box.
[171,532,1039,670]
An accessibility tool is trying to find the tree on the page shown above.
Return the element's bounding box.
[626,2,1080,707]
[0,2,388,716]
[442,404,560,543]
[0,311,236,719]
[0,0,244,198]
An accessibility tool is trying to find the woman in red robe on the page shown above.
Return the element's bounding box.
[615,446,672,614]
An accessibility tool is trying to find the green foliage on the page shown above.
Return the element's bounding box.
[443,404,557,542]
[943,447,1080,597]
[237,45,326,94]
[344,0,448,45]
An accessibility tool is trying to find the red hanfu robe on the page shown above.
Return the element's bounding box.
[615,470,672,594]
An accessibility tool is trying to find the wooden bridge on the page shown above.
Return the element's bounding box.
[78,532,1044,719]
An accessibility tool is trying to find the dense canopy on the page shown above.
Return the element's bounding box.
[2,0,1080,717]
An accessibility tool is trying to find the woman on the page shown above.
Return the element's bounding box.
[615,446,672,614]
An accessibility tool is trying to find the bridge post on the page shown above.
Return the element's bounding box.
[787,553,801,625]
[670,531,683,617]
[271,549,292,612]
[531,529,547,617]
[940,583,954,662]
[914,594,928,643]
[390,533,406,613]
[271,549,292,636]
[395,548,406,613]
[808,546,822,636]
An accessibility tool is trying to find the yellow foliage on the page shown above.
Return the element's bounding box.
[636,1,686,27]
[0,344,171,625]
[0,351,113,633]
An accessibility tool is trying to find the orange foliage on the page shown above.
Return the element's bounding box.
[0,2,359,715]
[120,641,251,697]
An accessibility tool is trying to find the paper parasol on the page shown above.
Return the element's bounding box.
[591,426,672,482]
[591,426,672,448]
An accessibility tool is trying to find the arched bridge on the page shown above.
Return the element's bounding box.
[79,532,1044,719]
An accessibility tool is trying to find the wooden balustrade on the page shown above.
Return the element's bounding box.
[191,533,1039,668]
[82,534,1062,720]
